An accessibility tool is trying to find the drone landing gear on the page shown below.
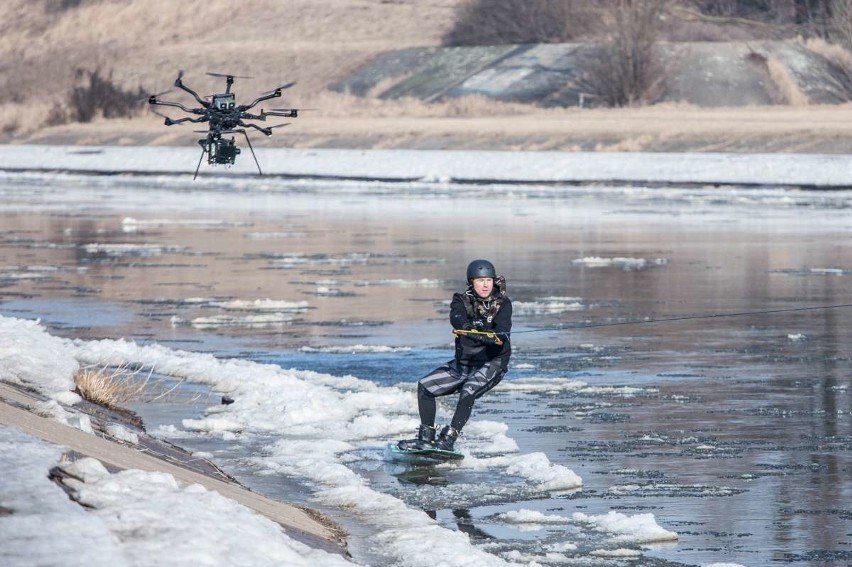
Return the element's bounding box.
[240,130,263,176]
[193,144,206,181]
[193,130,262,180]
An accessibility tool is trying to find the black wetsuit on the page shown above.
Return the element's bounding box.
[417,277,512,432]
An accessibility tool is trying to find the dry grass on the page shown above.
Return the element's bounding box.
[16,101,852,154]
[0,0,464,104]
[74,364,149,409]
[766,57,809,106]
[6,1,852,153]
[805,37,852,71]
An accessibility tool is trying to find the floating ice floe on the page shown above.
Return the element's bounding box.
[190,314,296,329]
[83,243,186,257]
[211,299,310,312]
[572,256,668,271]
[572,510,679,543]
[245,231,306,239]
[121,217,244,233]
[353,278,443,287]
[513,296,586,315]
[498,508,677,544]
[299,345,411,354]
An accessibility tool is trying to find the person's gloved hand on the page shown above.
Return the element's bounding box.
[470,319,485,331]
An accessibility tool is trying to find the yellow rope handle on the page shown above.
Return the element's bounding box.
[452,328,503,346]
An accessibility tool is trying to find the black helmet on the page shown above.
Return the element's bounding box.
[467,259,496,280]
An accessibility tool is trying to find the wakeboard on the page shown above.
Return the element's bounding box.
[385,443,464,464]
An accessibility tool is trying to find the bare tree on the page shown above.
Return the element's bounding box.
[580,0,668,107]
[443,0,605,46]
[789,0,835,36]
[829,0,852,44]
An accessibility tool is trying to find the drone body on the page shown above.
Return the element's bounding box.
[148,72,299,178]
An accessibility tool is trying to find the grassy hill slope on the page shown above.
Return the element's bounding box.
[4,0,852,153]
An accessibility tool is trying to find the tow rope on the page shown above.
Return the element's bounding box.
[459,302,852,339]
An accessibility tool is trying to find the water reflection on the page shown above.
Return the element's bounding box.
[1,172,851,566]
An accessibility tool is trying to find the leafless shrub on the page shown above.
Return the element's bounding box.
[67,68,147,123]
[443,0,606,46]
[38,67,150,127]
[690,0,781,19]
[668,2,793,40]
[792,0,833,38]
[44,0,85,14]
[578,0,669,107]
[1,117,19,134]
[44,102,69,126]
[830,0,852,46]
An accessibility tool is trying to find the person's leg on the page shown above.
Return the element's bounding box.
[435,363,504,451]
[417,361,465,424]
[399,362,463,450]
[449,361,505,432]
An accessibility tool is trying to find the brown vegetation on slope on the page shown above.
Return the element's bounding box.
[4,0,852,153]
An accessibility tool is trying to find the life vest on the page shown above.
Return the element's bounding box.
[461,275,507,328]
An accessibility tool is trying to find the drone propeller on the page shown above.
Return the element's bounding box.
[207,72,252,79]
[142,89,172,104]
[259,81,297,97]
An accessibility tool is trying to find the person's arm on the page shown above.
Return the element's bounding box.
[450,293,471,330]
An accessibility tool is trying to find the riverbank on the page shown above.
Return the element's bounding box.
[7,102,852,155]
[3,143,852,189]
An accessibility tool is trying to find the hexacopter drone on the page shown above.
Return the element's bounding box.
[148,72,299,178]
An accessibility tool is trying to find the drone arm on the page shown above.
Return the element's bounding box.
[149,98,203,114]
[163,115,207,126]
[174,76,209,107]
[262,109,299,118]
[241,122,274,136]
[238,111,265,121]
[241,90,282,112]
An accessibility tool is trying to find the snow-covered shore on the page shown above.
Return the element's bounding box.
[2,144,852,187]
[0,312,693,566]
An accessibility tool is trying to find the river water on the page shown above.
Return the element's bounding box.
[1,170,850,566]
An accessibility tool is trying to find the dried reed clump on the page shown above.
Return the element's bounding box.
[766,57,809,106]
[798,38,852,101]
[74,365,147,409]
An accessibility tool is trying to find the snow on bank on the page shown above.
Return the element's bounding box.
[0,428,354,567]
[0,316,79,404]
[0,314,685,566]
[4,144,852,187]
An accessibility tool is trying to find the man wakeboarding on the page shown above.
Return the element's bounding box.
[392,259,513,462]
